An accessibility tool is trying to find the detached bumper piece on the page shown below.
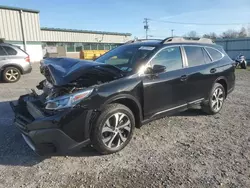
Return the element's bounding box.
[10,93,90,155]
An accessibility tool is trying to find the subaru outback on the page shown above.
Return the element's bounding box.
[10,37,235,155]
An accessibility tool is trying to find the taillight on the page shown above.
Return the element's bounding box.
[25,56,30,63]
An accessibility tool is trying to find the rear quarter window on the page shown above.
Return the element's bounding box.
[2,46,17,55]
[205,47,223,61]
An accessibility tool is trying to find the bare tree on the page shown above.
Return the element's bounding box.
[203,32,217,39]
[184,31,199,38]
[238,27,247,38]
[247,25,250,36]
[220,29,239,38]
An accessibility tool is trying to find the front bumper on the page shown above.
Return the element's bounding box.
[10,93,91,155]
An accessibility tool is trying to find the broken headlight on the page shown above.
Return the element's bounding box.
[45,89,93,110]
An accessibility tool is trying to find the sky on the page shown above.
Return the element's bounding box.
[1,0,250,38]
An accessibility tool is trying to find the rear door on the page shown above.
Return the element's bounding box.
[0,46,10,67]
[182,45,214,103]
[143,46,188,118]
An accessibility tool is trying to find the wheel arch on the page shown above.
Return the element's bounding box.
[214,76,228,98]
[101,94,143,128]
[1,64,24,74]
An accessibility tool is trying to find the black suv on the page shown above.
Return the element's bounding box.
[11,37,235,155]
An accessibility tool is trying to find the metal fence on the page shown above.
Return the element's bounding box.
[215,38,250,64]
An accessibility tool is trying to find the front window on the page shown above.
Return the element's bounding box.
[96,45,156,72]
[150,46,183,72]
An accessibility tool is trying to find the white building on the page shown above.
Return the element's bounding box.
[0,5,132,62]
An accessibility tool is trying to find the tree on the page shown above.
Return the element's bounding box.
[247,25,250,37]
[203,32,217,39]
[220,29,239,38]
[238,27,247,38]
[184,31,199,38]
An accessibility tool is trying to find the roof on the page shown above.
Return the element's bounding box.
[41,27,132,36]
[0,5,39,13]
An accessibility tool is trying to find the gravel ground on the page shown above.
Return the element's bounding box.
[0,64,249,188]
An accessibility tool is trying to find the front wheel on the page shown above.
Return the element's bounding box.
[90,103,135,155]
[202,83,225,115]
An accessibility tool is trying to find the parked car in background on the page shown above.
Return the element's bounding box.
[0,43,32,83]
[235,54,247,69]
[11,37,235,155]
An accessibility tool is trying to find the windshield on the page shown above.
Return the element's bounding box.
[96,45,156,72]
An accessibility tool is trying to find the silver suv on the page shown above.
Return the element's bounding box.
[0,43,32,83]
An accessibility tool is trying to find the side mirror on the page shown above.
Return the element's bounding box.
[151,64,166,73]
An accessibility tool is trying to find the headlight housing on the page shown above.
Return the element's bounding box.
[45,89,93,110]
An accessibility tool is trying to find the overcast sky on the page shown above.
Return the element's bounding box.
[1,0,250,38]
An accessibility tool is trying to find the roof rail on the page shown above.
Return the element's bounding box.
[161,37,214,44]
[125,39,162,44]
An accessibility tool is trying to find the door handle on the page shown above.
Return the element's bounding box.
[180,75,188,81]
[210,68,217,74]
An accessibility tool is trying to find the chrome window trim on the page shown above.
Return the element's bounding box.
[182,45,224,68]
[138,44,224,76]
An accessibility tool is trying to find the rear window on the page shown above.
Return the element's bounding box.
[2,46,17,55]
[0,46,7,56]
[184,46,206,67]
[205,47,223,61]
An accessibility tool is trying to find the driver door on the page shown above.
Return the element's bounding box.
[142,46,188,119]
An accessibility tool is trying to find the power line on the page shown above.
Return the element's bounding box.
[149,18,250,26]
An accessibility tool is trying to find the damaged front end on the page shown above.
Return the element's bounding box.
[10,58,124,155]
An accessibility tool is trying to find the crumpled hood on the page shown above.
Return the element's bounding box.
[41,58,123,86]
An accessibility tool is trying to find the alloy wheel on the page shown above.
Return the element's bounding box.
[5,69,19,82]
[101,112,131,149]
[211,87,224,112]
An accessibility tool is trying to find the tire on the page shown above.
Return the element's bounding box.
[240,61,247,69]
[202,83,225,115]
[2,67,21,83]
[90,103,135,155]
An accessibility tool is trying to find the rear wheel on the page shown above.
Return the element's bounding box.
[2,67,21,83]
[240,61,247,69]
[90,103,135,155]
[202,83,225,115]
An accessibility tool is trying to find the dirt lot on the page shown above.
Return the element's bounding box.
[0,63,249,188]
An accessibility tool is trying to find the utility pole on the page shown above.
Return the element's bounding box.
[171,29,174,37]
[144,18,149,39]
